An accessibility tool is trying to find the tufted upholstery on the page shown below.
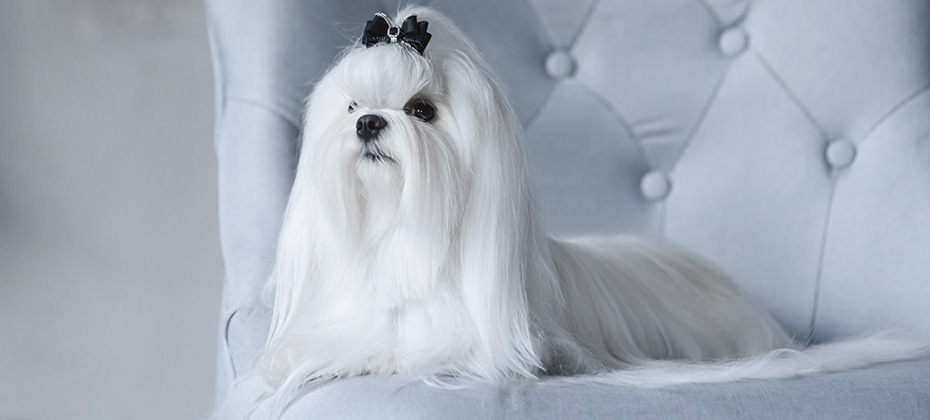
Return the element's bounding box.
[207,0,930,417]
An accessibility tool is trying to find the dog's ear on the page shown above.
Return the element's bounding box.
[441,49,548,380]
[262,75,361,346]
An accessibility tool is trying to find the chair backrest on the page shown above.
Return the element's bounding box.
[207,1,930,400]
[494,0,930,343]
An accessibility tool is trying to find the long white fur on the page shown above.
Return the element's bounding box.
[220,7,927,419]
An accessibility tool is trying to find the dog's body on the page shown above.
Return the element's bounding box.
[226,7,925,418]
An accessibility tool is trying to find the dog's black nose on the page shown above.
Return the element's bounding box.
[356,114,387,141]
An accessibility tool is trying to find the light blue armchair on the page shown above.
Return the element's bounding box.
[207,0,930,418]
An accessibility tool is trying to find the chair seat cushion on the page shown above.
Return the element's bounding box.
[266,358,930,420]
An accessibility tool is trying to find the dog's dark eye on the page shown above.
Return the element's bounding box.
[404,100,435,122]
[348,101,357,113]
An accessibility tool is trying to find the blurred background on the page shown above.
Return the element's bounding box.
[0,1,221,419]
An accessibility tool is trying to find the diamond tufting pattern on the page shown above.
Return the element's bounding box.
[513,0,930,341]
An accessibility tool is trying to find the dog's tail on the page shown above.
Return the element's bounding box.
[545,330,927,388]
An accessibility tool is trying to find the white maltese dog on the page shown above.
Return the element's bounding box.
[226,7,925,418]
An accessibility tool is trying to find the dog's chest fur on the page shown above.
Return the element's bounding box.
[322,280,478,375]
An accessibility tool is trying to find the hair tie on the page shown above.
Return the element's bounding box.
[362,13,432,55]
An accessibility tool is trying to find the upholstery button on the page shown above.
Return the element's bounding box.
[545,50,575,79]
[640,170,671,201]
[718,27,748,56]
[825,139,856,168]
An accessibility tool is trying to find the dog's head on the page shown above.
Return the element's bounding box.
[298,10,528,234]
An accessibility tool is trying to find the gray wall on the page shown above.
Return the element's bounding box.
[0,1,221,419]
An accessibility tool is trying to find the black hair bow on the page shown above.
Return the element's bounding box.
[362,13,432,55]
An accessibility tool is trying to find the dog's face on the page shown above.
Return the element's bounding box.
[301,44,469,226]
[343,50,440,166]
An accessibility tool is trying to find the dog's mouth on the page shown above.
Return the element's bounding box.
[360,144,396,164]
